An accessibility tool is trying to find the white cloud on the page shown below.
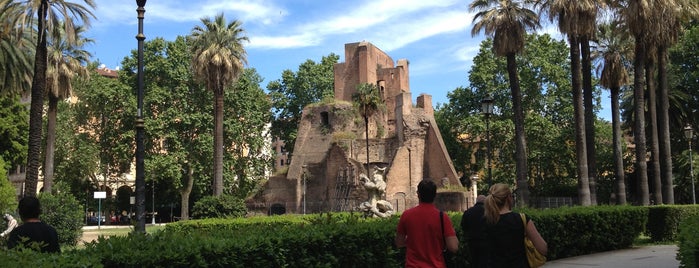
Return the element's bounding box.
[92,0,284,26]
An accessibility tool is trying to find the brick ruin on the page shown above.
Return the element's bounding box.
[247,41,471,214]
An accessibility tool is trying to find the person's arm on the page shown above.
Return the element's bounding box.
[395,232,406,248]
[445,235,459,253]
[526,220,547,255]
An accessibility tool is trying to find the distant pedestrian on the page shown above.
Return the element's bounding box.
[462,195,487,267]
[8,196,60,253]
[0,214,17,237]
[484,184,546,267]
[396,179,459,267]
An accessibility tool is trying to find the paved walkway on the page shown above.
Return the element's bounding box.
[544,245,679,268]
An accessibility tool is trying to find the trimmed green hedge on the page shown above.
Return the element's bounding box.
[646,205,699,242]
[1,205,695,267]
[523,205,646,259]
[677,214,699,268]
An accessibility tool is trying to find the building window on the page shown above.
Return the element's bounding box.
[321,111,329,127]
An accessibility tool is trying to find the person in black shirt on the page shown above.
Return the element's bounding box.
[484,184,546,268]
[462,195,487,267]
[7,196,60,253]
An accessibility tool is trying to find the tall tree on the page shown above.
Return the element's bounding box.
[43,23,91,193]
[470,0,540,204]
[537,0,600,205]
[189,13,248,196]
[20,0,95,197]
[594,21,632,204]
[653,0,699,204]
[623,0,651,205]
[646,50,663,204]
[352,83,384,176]
[0,0,33,94]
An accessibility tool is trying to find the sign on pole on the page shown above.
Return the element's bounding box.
[94,191,107,229]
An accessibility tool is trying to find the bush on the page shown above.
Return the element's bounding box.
[0,157,18,214]
[677,214,699,268]
[191,195,246,219]
[646,205,699,242]
[38,192,84,247]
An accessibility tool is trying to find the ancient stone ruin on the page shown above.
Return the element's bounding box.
[247,41,471,215]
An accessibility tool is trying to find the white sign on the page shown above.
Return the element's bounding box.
[94,191,107,199]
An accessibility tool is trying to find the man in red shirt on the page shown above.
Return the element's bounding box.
[395,179,459,267]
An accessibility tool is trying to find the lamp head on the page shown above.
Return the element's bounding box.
[685,124,694,140]
[481,94,494,115]
[136,0,146,7]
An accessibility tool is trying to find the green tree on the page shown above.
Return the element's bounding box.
[0,95,29,168]
[622,0,652,205]
[652,0,698,204]
[268,53,339,154]
[43,23,92,193]
[352,83,385,176]
[537,0,598,206]
[440,34,579,197]
[0,0,33,94]
[593,21,632,204]
[20,0,95,197]
[189,13,248,196]
[224,68,273,199]
[470,0,540,204]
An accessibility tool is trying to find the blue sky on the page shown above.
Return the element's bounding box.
[86,0,612,120]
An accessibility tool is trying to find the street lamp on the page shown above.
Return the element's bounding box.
[135,0,147,233]
[684,124,696,204]
[481,94,494,188]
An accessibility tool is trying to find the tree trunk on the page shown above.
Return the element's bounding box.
[633,41,650,206]
[213,86,224,196]
[657,46,674,204]
[506,52,530,205]
[581,36,597,205]
[180,162,194,220]
[646,60,662,204]
[611,85,627,204]
[43,95,58,193]
[25,0,49,197]
[570,35,591,206]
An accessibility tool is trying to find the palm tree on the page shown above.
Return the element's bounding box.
[622,0,652,205]
[19,0,94,197]
[43,23,92,193]
[189,13,248,196]
[537,0,599,205]
[652,0,699,204]
[0,0,33,94]
[594,21,632,205]
[470,0,540,204]
[352,83,384,177]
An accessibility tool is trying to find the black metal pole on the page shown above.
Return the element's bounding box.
[135,0,147,233]
[486,115,492,188]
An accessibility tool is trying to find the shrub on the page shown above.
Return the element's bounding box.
[38,192,84,247]
[647,205,699,242]
[677,214,699,268]
[0,157,18,214]
[191,195,246,219]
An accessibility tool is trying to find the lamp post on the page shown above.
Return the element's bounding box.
[684,124,696,204]
[481,94,494,188]
[135,0,147,233]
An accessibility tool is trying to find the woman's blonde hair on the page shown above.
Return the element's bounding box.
[484,183,512,224]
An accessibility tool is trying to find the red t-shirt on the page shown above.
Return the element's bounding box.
[397,203,456,268]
